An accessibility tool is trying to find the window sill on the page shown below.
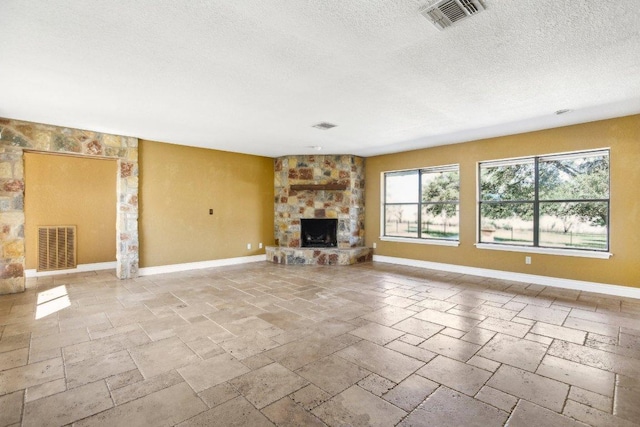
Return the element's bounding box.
[380,236,460,247]
[474,243,612,259]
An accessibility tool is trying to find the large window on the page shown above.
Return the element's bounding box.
[479,150,609,251]
[383,165,459,242]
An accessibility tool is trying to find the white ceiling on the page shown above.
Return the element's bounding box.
[1,0,639,158]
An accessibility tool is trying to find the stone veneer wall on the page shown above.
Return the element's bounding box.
[274,155,365,248]
[0,118,138,294]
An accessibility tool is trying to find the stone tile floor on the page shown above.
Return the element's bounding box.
[1,261,639,426]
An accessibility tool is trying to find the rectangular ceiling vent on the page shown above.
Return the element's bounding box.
[37,225,77,271]
[312,122,337,130]
[420,0,485,30]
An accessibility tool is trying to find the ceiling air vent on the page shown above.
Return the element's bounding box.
[312,122,337,130]
[420,0,485,30]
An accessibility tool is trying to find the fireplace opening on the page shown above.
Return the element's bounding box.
[301,219,338,248]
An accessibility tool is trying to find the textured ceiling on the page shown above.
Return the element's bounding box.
[1,0,639,157]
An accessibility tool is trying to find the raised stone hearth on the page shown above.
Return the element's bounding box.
[266,246,373,265]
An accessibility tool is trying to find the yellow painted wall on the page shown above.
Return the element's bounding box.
[365,115,640,288]
[24,153,117,269]
[139,140,274,267]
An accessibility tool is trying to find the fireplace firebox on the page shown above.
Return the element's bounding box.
[301,219,338,248]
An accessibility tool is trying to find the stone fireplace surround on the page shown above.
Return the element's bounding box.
[267,154,372,265]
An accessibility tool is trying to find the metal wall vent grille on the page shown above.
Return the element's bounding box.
[420,0,485,30]
[37,226,77,271]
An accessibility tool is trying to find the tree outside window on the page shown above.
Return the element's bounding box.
[479,150,609,251]
[384,166,459,241]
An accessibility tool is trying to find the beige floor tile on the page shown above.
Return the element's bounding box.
[358,373,396,396]
[130,336,200,378]
[508,399,586,427]
[399,386,508,427]
[0,390,23,426]
[518,305,569,325]
[614,374,640,423]
[22,380,113,427]
[477,317,531,338]
[474,386,516,412]
[111,369,183,405]
[178,353,250,392]
[105,368,144,391]
[391,317,443,339]
[563,400,637,427]
[471,304,519,321]
[290,384,332,410]
[385,339,437,363]
[477,333,547,372]
[229,362,308,409]
[536,354,615,396]
[0,332,30,353]
[177,396,273,427]
[66,349,137,388]
[413,298,456,311]
[0,347,28,370]
[63,329,150,365]
[487,364,569,412]
[349,322,405,345]
[382,374,438,411]
[0,357,64,394]
[568,386,612,413]
[218,332,279,360]
[296,354,370,395]
[312,385,406,427]
[30,328,90,353]
[265,336,351,371]
[414,308,481,331]
[417,355,492,396]
[336,340,424,383]
[548,340,640,377]
[198,382,239,408]
[360,306,415,326]
[419,333,481,362]
[461,327,496,345]
[530,322,586,344]
[563,317,619,337]
[262,396,327,427]
[78,382,207,427]
[24,378,66,403]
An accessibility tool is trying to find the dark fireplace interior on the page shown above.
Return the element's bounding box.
[301,219,338,248]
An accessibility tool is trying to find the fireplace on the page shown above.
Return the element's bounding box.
[301,219,337,248]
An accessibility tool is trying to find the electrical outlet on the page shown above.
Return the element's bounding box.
[247,243,252,250]
[373,242,377,249]
[259,242,263,249]
[525,256,531,265]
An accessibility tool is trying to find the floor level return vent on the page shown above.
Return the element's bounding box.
[37,225,77,271]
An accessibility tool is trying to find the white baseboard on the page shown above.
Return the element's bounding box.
[138,255,267,276]
[25,262,117,278]
[373,255,640,300]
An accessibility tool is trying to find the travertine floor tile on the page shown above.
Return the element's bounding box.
[487,365,569,412]
[530,322,586,344]
[336,340,424,383]
[507,399,586,427]
[312,385,406,427]
[391,317,443,339]
[563,400,638,427]
[129,336,200,378]
[518,305,569,325]
[568,386,612,413]
[263,396,327,427]
[477,317,531,338]
[296,354,370,395]
[229,362,308,409]
[177,396,273,427]
[382,374,438,411]
[417,355,492,396]
[419,333,481,362]
[614,374,640,423]
[23,380,113,427]
[77,382,207,427]
[0,390,23,426]
[349,322,405,345]
[414,308,480,331]
[474,386,516,412]
[477,333,547,372]
[536,354,615,396]
[0,357,64,394]
[399,386,508,427]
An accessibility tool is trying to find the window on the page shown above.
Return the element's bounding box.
[479,150,609,252]
[383,165,459,242]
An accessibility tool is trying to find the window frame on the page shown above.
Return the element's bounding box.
[381,164,460,246]
[477,149,611,256]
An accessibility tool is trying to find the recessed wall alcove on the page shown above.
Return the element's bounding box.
[0,118,139,294]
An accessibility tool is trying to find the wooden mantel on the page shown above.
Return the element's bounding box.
[290,184,348,191]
